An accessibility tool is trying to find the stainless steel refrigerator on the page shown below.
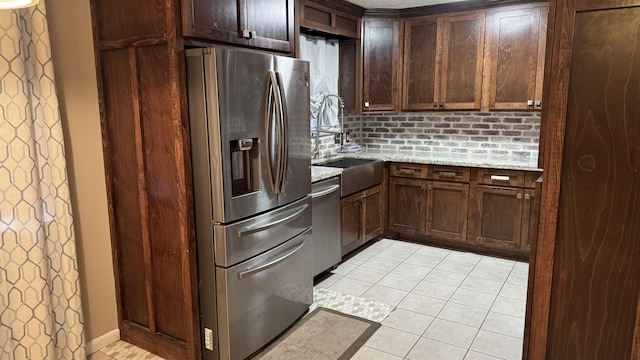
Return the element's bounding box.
[186,47,312,360]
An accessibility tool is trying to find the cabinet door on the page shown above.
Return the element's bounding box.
[185,0,241,43]
[427,181,469,242]
[183,0,294,53]
[363,186,383,242]
[388,177,427,235]
[468,185,523,250]
[243,0,294,53]
[440,13,485,110]
[362,19,401,112]
[402,17,442,110]
[485,6,545,110]
[341,193,363,256]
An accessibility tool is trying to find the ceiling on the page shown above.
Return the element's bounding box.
[344,0,470,9]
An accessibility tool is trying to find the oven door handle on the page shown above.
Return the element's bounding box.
[236,203,309,237]
[237,240,306,279]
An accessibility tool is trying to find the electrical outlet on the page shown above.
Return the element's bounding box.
[204,328,213,350]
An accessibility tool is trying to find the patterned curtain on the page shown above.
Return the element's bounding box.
[0,3,85,360]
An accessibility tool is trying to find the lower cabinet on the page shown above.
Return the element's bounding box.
[387,162,541,258]
[341,185,382,255]
[388,176,469,242]
[467,185,525,250]
[467,169,541,253]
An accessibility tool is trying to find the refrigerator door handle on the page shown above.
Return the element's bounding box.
[265,71,282,193]
[275,71,288,193]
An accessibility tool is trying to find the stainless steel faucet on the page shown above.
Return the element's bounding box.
[313,93,345,159]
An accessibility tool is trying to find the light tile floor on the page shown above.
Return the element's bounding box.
[90,238,528,360]
[319,238,529,360]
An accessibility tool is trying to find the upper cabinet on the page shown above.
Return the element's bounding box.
[403,12,485,111]
[483,5,548,110]
[362,18,401,112]
[183,0,295,53]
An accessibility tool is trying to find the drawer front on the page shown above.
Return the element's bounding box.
[216,229,313,360]
[524,171,542,189]
[428,165,470,183]
[477,169,525,187]
[390,163,429,179]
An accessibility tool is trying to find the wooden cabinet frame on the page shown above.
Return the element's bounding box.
[402,12,485,111]
[482,5,548,111]
[362,18,402,112]
[341,185,382,255]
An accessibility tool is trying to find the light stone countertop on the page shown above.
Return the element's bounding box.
[311,149,541,182]
[311,166,342,183]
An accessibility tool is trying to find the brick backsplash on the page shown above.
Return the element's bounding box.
[311,115,361,159]
[310,112,540,159]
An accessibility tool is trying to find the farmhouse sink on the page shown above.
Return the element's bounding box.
[316,157,383,197]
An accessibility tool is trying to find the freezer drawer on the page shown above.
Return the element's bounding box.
[214,196,311,267]
[215,229,313,360]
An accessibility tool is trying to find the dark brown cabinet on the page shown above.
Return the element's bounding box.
[468,185,525,250]
[362,18,401,112]
[388,163,470,242]
[341,185,382,255]
[402,12,484,111]
[468,169,540,252]
[387,163,540,257]
[388,177,427,235]
[428,181,469,242]
[483,4,548,110]
[183,0,295,53]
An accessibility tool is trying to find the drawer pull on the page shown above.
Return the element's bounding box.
[438,171,457,178]
[398,168,417,174]
[490,175,510,181]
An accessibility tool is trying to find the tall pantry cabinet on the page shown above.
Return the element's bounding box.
[90,0,294,358]
[528,0,640,359]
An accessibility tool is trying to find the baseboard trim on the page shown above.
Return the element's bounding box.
[86,328,120,354]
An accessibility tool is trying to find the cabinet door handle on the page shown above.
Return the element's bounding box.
[517,193,523,200]
[525,193,531,200]
[241,29,251,38]
[439,102,445,108]
[433,102,439,108]
[527,99,534,106]
[363,101,370,108]
[490,175,510,181]
[535,100,542,107]
[438,171,457,178]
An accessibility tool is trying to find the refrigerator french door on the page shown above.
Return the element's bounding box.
[186,47,312,360]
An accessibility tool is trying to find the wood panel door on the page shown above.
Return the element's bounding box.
[485,6,547,110]
[440,13,485,110]
[532,3,640,359]
[362,18,401,112]
[363,186,383,242]
[402,16,442,111]
[427,181,469,242]
[341,192,363,255]
[388,177,427,235]
[468,185,523,251]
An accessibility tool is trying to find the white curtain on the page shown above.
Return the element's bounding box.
[0,3,85,360]
[299,34,340,131]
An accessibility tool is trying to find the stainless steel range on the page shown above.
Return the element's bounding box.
[186,47,312,360]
